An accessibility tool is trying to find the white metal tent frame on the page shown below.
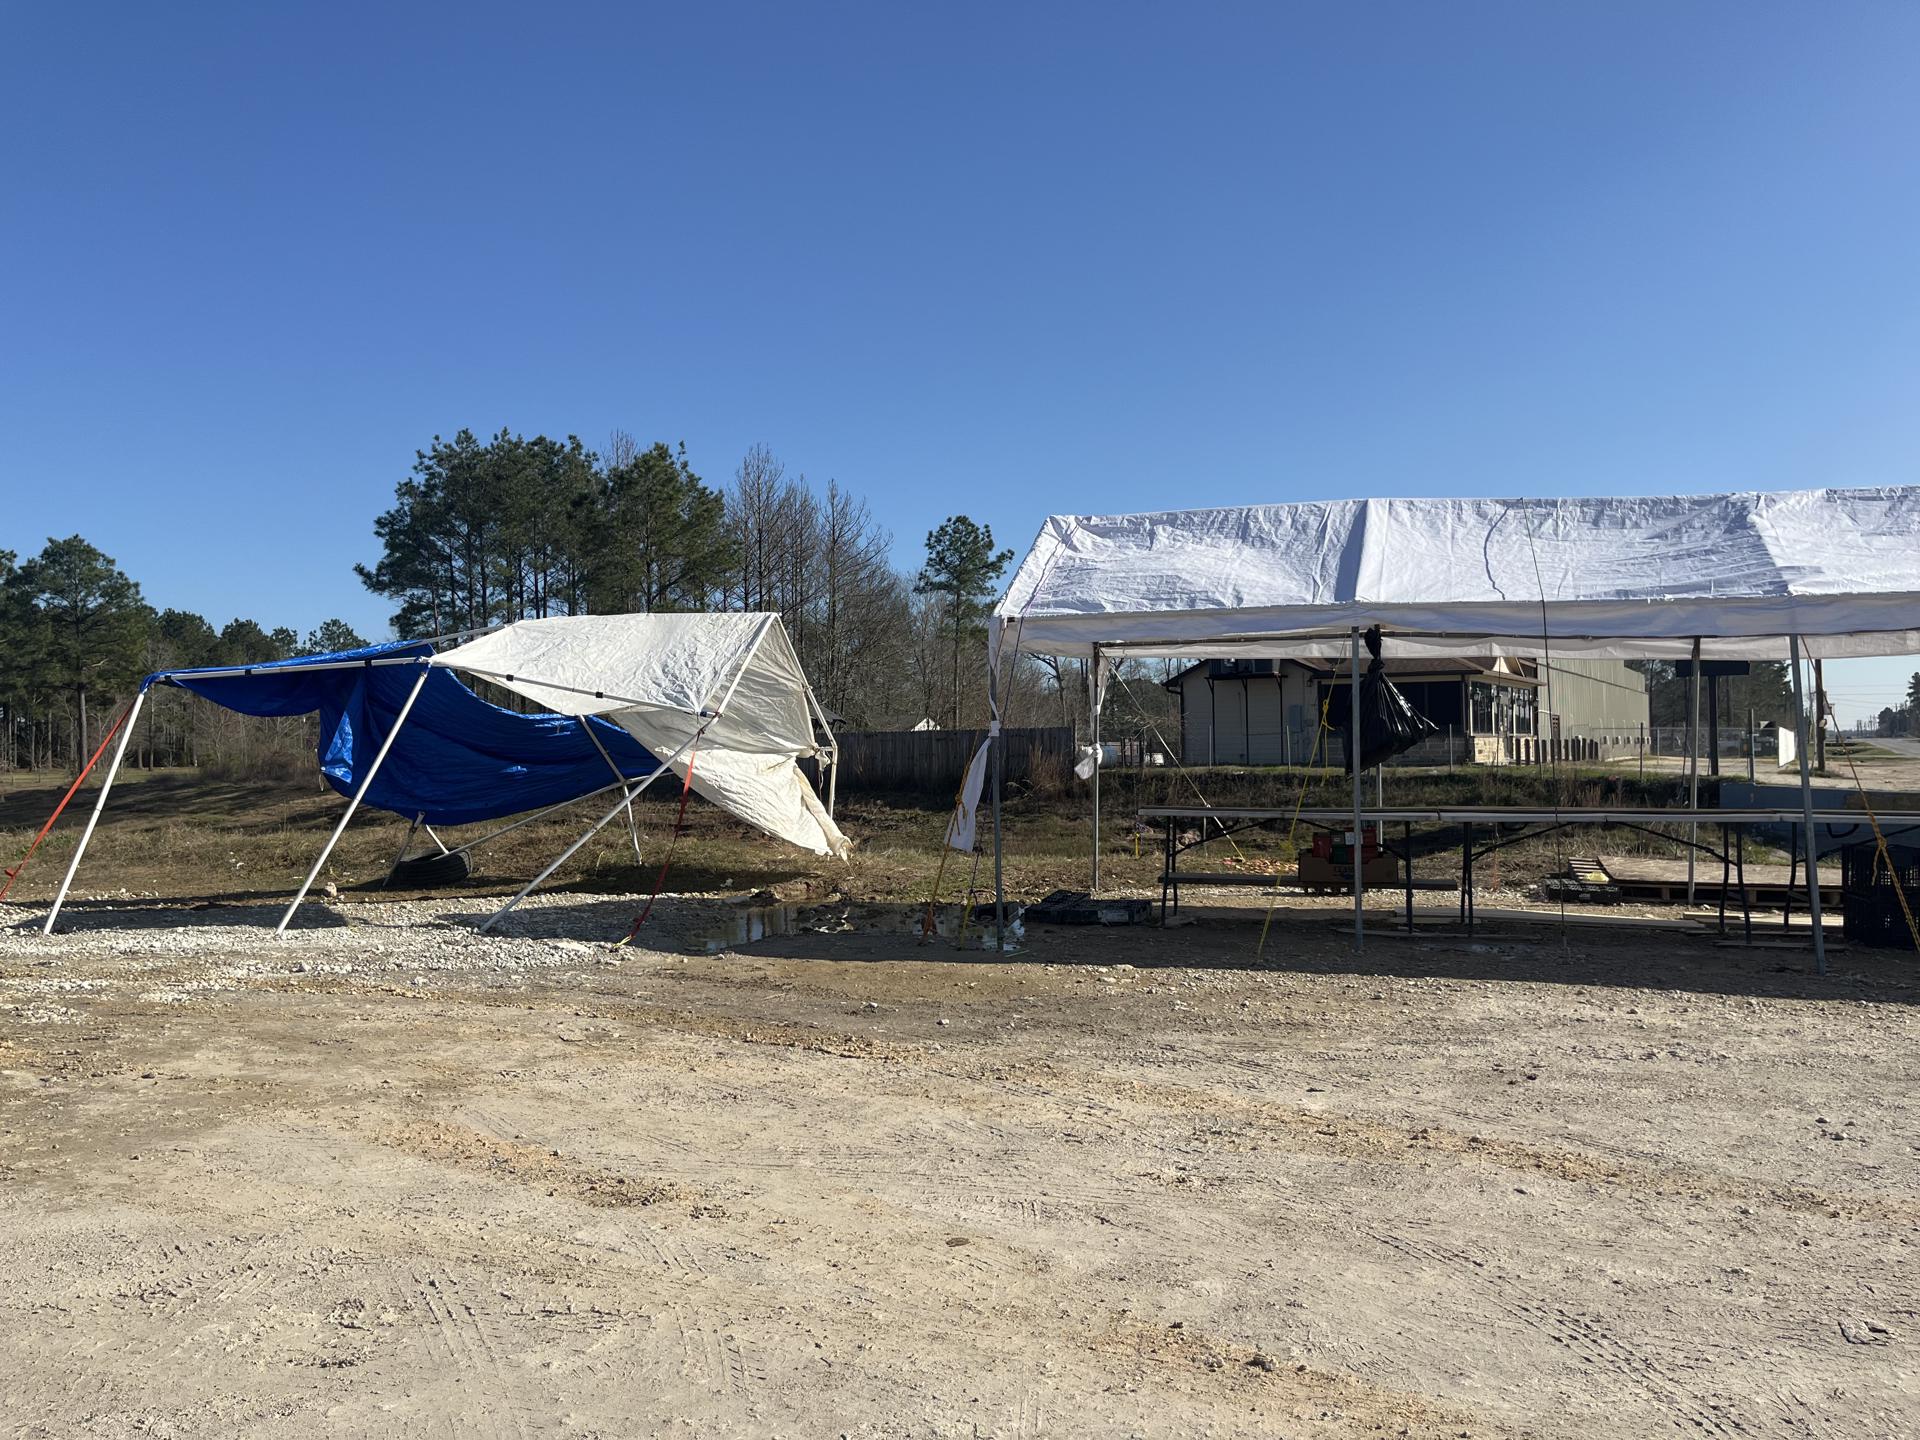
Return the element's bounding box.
[41,613,844,937]
[975,488,1920,971]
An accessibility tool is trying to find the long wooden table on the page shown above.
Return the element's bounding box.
[1140,804,1920,937]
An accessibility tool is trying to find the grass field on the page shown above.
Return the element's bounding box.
[0,757,1817,922]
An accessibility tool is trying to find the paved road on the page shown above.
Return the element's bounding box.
[1868,735,1920,759]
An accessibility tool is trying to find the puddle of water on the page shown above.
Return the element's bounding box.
[699,902,1020,953]
[704,905,800,952]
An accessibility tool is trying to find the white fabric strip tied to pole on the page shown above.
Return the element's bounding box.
[947,731,994,853]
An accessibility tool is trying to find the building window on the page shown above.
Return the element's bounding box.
[1512,688,1536,736]
[1470,682,1495,734]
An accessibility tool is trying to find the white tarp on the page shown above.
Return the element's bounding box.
[436,614,848,857]
[996,488,1920,659]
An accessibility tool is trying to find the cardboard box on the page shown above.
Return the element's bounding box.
[1297,852,1401,887]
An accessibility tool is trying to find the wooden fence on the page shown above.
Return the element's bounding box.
[809,726,1076,796]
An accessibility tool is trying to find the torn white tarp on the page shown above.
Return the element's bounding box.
[996,488,1920,659]
[436,614,848,857]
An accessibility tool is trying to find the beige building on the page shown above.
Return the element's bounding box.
[1165,655,1648,767]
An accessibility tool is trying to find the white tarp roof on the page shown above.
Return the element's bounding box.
[995,488,1920,660]
[436,613,847,857]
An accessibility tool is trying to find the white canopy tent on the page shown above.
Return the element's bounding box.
[965,487,1920,966]
[43,612,847,936]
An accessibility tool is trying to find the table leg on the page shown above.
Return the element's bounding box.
[1738,825,1752,944]
[1718,823,1730,936]
[1404,821,1414,933]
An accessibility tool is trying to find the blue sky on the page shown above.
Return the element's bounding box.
[4,3,1918,721]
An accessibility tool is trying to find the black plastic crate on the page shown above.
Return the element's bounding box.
[1840,841,1920,951]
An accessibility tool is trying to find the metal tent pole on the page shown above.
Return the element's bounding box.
[275,665,431,936]
[1351,627,1364,952]
[1686,639,1701,904]
[42,688,148,934]
[581,718,643,864]
[1789,636,1827,974]
[1090,646,1101,895]
[383,813,426,888]
[991,646,1006,952]
[477,728,700,933]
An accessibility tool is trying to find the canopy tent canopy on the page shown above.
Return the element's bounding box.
[994,488,1920,661]
[42,612,846,937]
[162,641,660,828]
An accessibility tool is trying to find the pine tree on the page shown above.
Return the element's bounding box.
[16,536,149,766]
[914,517,1013,728]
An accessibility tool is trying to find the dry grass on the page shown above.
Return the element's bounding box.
[0,758,1828,914]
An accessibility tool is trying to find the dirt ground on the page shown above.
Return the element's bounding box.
[3,889,1916,1439]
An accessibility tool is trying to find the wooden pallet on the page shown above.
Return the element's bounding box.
[1596,853,1839,904]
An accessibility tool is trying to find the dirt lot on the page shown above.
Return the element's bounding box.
[3,887,1916,1439]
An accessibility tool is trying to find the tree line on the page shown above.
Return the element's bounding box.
[2,427,1035,776]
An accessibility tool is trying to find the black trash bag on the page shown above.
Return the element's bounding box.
[1346,626,1439,773]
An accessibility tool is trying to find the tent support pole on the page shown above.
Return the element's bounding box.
[276,665,430,937]
[1351,627,1364,952]
[383,813,425,888]
[1687,639,1701,903]
[1789,636,1827,974]
[442,781,628,859]
[1090,646,1101,895]
[991,632,1006,953]
[477,783,664,934]
[42,688,147,934]
[476,718,708,934]
[581,718,643,864]
[423,824,449,855]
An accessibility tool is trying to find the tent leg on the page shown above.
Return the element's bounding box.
[1090,647,1101,895]
[476,733,695,934]
[1789,636,1826,974]
[581,717,643,865]
[276,665,430,937]
[990,641,1006,953]
[477,786,646,933]
[423,824,450,856]
[42,688,147,935]
[442,781,626,859]
[383,813,425,888]
[1686,639,1701,904]
[1351,627,1364,952]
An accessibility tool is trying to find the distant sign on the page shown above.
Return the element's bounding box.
[1674,660,1752,679]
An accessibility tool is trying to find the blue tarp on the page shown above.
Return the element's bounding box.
[150,641,658,827]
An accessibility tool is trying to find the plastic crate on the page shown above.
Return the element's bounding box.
[1839,841,1920,952]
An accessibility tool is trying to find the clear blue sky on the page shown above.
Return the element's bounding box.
[5,3,1918,722]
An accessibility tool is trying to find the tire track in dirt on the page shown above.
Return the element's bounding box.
[1372,1231,1799,1439]
[415,1267,531,1440]
[969,1060,1920,1225]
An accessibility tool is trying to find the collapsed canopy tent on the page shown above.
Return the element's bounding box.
[435,613,845,860]
[967,486,1920,966]
[41,612,846,936]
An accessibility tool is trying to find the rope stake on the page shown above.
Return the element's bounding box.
[613,737,703,947]
[1,700,135,902]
